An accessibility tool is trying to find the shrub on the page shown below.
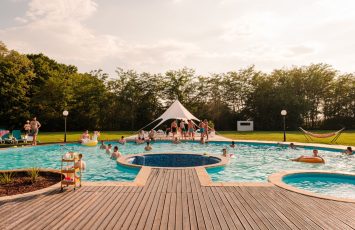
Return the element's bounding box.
[27,168,40,184]
[0,172,14,184]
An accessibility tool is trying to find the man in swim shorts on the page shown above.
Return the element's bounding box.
[187,120,195,140]
[30,117,41,146]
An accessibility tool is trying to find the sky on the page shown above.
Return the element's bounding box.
[1,0,355,77]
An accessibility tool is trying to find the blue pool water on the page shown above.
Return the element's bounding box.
[0,141,354,182]
[131,154,221,167]
[283,173,355,199]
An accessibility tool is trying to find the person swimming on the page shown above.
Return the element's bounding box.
[110,146,122,159]
[100,140,106,149]
[344,147,353,155]
[289,143,296,149]
[200,136,205,144]
[230,141,236,148]
[118,136,126,145]
[106,144,112,154]
[74,153,86,170]
[173,137,181,144]
[291,149,324,162]
[144,141,153,151]
[222,148,228,157]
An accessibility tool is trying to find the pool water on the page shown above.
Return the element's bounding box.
[206,143,354,182]
[0,141,354,182]
[283,173,355,200]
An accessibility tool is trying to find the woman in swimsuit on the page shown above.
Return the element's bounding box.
[171,120,178,139]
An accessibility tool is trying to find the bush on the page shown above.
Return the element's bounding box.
[27,168,40,184]
[0,172,14,184]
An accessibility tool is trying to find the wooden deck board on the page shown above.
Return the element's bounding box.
[0,168,354,230]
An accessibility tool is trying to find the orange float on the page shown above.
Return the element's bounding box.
[296,157,325,163]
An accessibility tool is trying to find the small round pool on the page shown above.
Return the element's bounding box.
[269,171,355,202]
[119,153,225,168]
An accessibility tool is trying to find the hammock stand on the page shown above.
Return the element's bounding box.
[298,127,345,144]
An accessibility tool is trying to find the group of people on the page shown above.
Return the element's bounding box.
[168,119,212,141]
[100,142,122,159]
[135,119,213,146]
[99,136,128,159]
[23,117,41,145]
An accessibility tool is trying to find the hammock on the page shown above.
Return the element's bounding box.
[299,127,345,143]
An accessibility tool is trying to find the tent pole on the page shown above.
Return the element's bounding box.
[137,118,162,133]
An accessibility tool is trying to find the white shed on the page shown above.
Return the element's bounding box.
[237,121,254,131]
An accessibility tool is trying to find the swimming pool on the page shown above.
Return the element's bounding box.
[282,173,355,200]
[0,141,353,182]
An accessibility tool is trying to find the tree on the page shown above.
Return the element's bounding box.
[0,44,34,129]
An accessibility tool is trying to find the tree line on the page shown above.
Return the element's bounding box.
[0,41,354,131]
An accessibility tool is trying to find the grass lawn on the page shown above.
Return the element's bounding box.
[1,130,354,147]
[36,131,134,143]
[218,130,355,146]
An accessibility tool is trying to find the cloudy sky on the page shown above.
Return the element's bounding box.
[1,0,355,76]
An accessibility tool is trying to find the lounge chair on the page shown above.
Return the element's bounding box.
[12,130,27,143]
[1,133,15,144]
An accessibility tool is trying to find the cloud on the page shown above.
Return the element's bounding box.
[26,0,97,21]
[1,0,355,76]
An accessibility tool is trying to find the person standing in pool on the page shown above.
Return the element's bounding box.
[118,136,126,145]
[145,141,153,151]
[30,117,41,146]
[289,143,296,149]
[99,141,106,149]
[171,120,178,139]
[106,144,112,154]
[344,147,353,155]
[74,153,86,170]
[111,146,122,159]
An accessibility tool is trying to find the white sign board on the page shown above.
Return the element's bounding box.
[237,121,254,131]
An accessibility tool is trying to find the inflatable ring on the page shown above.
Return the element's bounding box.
[81,140,98,147]
[296,157,324,163]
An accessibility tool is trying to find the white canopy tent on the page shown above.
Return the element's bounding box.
[140,100,200,130]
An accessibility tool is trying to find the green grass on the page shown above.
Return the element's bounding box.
[218,130,355,146]
[1,130,354,147]
[36,131,134,143]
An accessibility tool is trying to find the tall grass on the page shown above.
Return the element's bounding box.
[0,172,14,184]
[27,168,40,184]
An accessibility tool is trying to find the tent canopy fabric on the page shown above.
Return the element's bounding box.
[141,100,200,130]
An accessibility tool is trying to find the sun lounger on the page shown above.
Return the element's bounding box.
[12,130,27,143]
[1,133,15,144]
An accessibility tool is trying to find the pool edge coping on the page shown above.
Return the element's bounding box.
[268,170,355,203]
[116,152,229,169]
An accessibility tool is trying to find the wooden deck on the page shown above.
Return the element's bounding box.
[0,168,354,230]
